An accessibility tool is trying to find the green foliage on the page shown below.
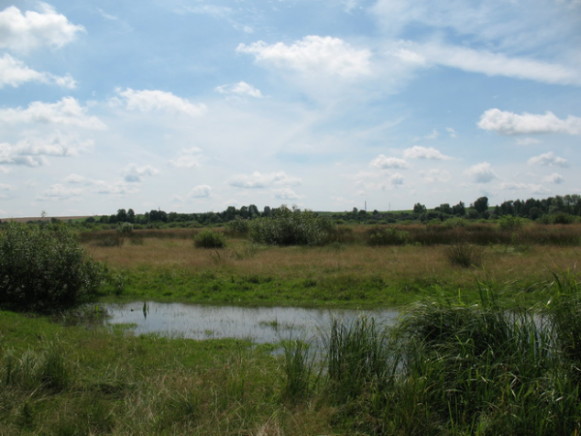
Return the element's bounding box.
[249,207,336,246]
[498,215,524,231]
[281,339,314,403]
[194,230,226,249]
[0,223,104,312]
[226,217,250,236]
[366,226,409,246]
[445,242,482,268]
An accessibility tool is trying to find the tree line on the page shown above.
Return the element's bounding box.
[87,194,581,227]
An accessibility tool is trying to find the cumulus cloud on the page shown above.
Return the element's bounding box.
[229,171,301,189]
[422,169,452,183]
[215,81,263,98]
[0,97,106,129]
[123,164,160,182]
[464,162,496,183]
[274,188,301,200]
[94,181,139,196]
[114,88,207,117]
[237,35,372,79]
[544,173,564,184]
[188,185,211,198]
[370,154,408,169]
[0,3,84,52]
[527,152,568,167]
[0,54,76,88]
[500,182,547,194]
[403,145,451,160]
[38,183,82,200]
[478,109,581,135]
[170,148,204,169]
[0,133,91,167]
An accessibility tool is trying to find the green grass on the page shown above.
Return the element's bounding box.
[2,277,581,435]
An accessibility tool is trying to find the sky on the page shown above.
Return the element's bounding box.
[0,0,580,218]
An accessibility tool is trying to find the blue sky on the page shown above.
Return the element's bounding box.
[0,0,580,217]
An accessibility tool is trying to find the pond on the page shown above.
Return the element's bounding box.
[104,301,400,344]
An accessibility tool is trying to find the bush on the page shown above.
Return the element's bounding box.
[366,226,409,246]
[249,207,336,246]
[194,230,226,249]
[0,223,104,312]
[445,242,482,268]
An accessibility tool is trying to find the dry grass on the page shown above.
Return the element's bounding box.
[83,236,581,290]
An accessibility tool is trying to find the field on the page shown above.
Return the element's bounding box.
[1,221,581,434]
[82,224,581,309]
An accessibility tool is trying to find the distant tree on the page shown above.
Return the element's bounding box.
[452,201,466,216]
[263,206,272,217]
[248,204,260,218]
[473,197,489,216]
[127,208,135,223]
[117,208,128,222]
[436,203,452,215]
[413,203,427,214]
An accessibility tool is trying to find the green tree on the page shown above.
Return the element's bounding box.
[473,197,489,216]
[413,203,427,214]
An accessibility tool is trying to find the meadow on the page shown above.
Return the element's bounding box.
[1,220,581,434]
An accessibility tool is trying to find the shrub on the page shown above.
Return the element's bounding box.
[0,223,104,313]
[249,207,336,246]
[194,230,226,249]
[225,217,249,236]
[445,242,482,267]
[366,226,409,246]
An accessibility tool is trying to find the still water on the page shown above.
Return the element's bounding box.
[104,302,400,344]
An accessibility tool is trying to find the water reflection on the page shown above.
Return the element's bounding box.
[104,302,400,344]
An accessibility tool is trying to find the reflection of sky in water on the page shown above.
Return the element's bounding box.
[104,302,400,344]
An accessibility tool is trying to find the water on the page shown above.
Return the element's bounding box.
[104,301,400,344]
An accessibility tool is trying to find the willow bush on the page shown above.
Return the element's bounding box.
[0,223,104,313]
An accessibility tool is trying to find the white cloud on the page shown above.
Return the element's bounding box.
[65,174,91,185]
[114,88,207,117]
[403,145,451,160]
[464,162,496,183]
[0,3,84,52]
[216,81,263,98]
[0,143,45,166]
[94,181,138,196]
[0,54,76,89]
[516,137,541,146]
[370,154,408,169]
[478,109,581,135]
[237,35,372,79]
[413,43,580,86]
[528,152,568,167]
[188,185,211,198]
[170,148,204,169]
[422,169,452,183]
[274,188,301,200]
[544,173,564,184]
[123,164,160,183]
[0,97,106,129]
[446,127,457,138]
[386,173,404,187]
[229,171,301,189]
[500,182,548,194]
[39,184,82,200]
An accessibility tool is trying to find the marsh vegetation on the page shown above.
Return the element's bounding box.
[1,214,580,434]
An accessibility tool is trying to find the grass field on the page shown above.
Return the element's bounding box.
[83,228,581,308]
[2,223,581,434]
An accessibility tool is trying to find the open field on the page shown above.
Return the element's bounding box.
[83,226,581,308]
[2,222,581,434]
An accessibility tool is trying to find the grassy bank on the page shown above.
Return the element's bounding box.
[84,234,581,308]
[2,277,580,435]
